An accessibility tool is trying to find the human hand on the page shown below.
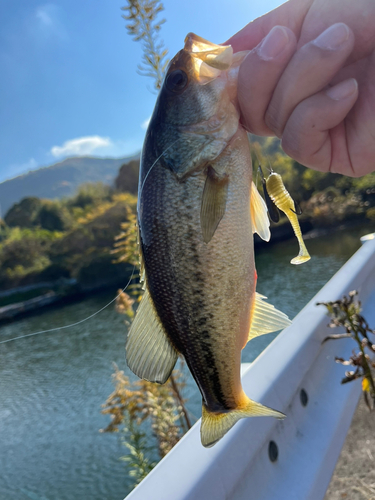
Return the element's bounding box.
[227,0,375,177]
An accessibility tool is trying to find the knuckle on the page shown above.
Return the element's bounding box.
[280,133,301,160]
[280,112,311,160]
[296,103,317,130]
[264,103,282,137]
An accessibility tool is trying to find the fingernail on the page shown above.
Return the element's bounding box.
[326,78,358,100]
[258,26,289,61]
[313,23,350,50]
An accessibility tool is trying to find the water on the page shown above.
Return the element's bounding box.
[0,224,373,500]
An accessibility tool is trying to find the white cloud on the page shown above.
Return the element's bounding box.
[141,116,151,130]
[36,6,53,26]
[51,136,113,158]
[34,4,67,41]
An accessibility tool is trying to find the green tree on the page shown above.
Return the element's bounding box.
[49,194,137,278]
[0,228,61,285]
[4,197,43,228]
[69,182,113,209]
[115,159,140,194]
[37,200,72,231]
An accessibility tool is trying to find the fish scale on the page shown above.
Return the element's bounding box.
[139,129,254,412]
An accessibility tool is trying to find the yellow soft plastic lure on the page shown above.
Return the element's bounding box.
[263,169,311,265]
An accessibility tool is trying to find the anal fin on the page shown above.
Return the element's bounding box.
[126,288,178,384]
[247,292,292,343]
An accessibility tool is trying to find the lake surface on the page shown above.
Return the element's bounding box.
[0,224,373,500]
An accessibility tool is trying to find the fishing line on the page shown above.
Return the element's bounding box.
[0,266,136,345]
[1,139,179,346]
[138,138,180,202]
[252,152,263,190]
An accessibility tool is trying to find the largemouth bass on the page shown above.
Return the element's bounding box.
[126,33,291,447]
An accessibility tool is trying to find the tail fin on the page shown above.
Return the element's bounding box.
[200,397,285,448]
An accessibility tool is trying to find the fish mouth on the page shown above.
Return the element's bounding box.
[184,33,233,71]
[168,33,233,86]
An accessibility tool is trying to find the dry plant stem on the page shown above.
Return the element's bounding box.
[350,315,375,396]
[340,296,375,396]
[322,333,351,342]
[169,373,192,431]
[101,365,190,455]
[318,291,375,410]
[122,0,169,90]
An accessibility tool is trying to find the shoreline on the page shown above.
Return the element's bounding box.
[0,219,372,326]
[0,277,130,326]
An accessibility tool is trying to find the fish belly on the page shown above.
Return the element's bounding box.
[139,129,255,412]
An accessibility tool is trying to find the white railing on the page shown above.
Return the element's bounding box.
[125,236,375,500]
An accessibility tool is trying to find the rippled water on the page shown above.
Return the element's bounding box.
[0,224,373,500]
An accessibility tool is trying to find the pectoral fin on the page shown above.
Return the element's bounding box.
[126,288,178,384]
[250,181,271,241]
[247,292,292,343]
[201,167,229,244]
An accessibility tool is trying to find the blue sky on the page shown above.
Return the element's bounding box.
[0,0,284,183]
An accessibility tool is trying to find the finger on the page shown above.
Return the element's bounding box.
[265,23,355,137]
[226,0,313,52]
[281,78,359,173]
[237,26,297,135]
[297,0,375,62]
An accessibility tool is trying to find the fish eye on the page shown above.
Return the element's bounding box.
[165,69,188,93]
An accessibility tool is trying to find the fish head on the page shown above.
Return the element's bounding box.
[144,33,248,179]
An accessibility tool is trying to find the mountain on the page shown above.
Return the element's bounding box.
[0,155,139,215]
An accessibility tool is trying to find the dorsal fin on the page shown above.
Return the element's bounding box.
[250,182,270,242]
[247,293,291,342]
[126,288,178,384]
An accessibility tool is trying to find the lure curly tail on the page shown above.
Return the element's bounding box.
[265,172,311,265]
